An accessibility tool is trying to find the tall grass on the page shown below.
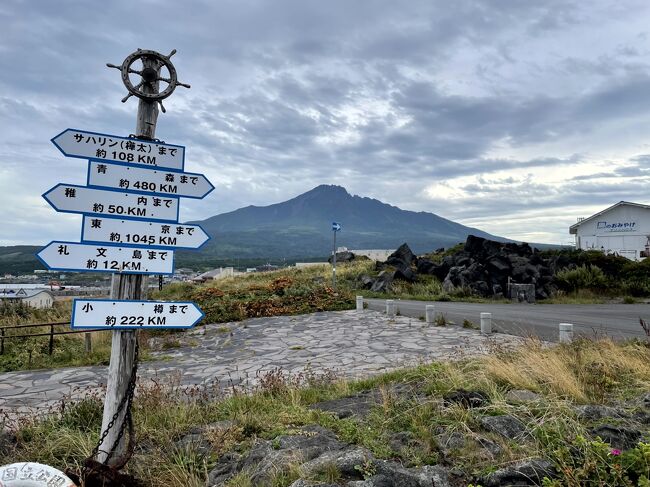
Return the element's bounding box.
[3,339,649,486]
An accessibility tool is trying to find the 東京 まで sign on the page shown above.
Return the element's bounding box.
[81,216,210,249]
[51,128,185,171]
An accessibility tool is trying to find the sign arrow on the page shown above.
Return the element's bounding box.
[81,216,211,249]
[51,128,184,171]
[72,299,204,330]
[332,222,342,232]
[43,184,179,222]
[87,161,214,199]
[37,241,174,275]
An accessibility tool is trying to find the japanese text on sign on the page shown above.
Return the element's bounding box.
[51,128,185,171]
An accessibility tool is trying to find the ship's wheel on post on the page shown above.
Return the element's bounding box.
[107,48,190,113]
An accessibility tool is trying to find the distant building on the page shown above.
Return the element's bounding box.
[192,267,236,282]
[295,262,328,268]
[256,264,279,272]
[0,289,54,309]
[570,201,650,261]
[348,249,396,261]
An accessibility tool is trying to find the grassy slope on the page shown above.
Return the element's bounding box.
[2,338,649,486]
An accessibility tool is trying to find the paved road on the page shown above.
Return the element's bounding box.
[0,310,522,421]
[366,299,649,341]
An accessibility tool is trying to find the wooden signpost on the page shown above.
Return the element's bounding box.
[39,49,208,476]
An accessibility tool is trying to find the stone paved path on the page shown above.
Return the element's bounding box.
[0,310,523,419]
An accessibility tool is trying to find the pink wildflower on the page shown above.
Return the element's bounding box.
[610,449,621,456]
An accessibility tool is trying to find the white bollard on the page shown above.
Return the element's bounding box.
[559,323,574,343]
[356,295,364,311]
[386,299,395,317]
[425,305,435,325]
[480,312,492,335]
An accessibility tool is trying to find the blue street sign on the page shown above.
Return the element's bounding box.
[332,222,342,232]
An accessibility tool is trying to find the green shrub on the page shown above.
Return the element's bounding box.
[544,437,650,486]
[555,265,608,292]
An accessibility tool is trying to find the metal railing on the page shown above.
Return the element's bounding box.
[0,322,101,355]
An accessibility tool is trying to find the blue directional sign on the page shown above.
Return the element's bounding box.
[332,222,342,232]
[43,184,179,222]
[87,160,214,199]
[51,128,185,171]
[72,299,204,330]
[37,241,174,275]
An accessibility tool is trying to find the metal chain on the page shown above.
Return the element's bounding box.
[83,335,139,474]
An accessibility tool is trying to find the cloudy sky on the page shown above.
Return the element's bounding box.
[1,0,648,246]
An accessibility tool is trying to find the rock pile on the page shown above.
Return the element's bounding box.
[362,236,562,300]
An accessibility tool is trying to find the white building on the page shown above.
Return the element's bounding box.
[192,267,237,282]
[0,289,54,308]
[347,249,396,261]
[569,201,650,261]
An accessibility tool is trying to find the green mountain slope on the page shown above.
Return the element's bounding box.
[0,185,510,273]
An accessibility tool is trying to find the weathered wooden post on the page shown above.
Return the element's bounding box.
[97,49,190,466]
[48,324,54,355]
[38,49,204,481]
[84,332,92,353]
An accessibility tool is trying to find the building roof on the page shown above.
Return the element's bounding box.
[569,201,650,234]
[0,289,53,299]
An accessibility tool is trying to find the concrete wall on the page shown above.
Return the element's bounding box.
[574,204,650,260]
[24,292,54,309]
[211,267,235,280]
[348,249,395,261]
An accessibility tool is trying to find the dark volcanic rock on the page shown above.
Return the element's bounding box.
[370,270,394,292]
[416,258,436,274]
[370,235,575,301]
[328,250,355,264]
[394,266,417,282]
[310,390,380,419]
[359,274,374,289]
[480,415,529,440]
[443,389,489,408]
[387,243,417,269]
[484,458,556,487]
[574,405,626,421]
[590,424,641,450]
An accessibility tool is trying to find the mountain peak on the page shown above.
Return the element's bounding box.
[302,184,350,197]
[190,184,503,258]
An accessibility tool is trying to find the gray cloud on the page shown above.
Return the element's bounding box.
[0,0,649,246]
